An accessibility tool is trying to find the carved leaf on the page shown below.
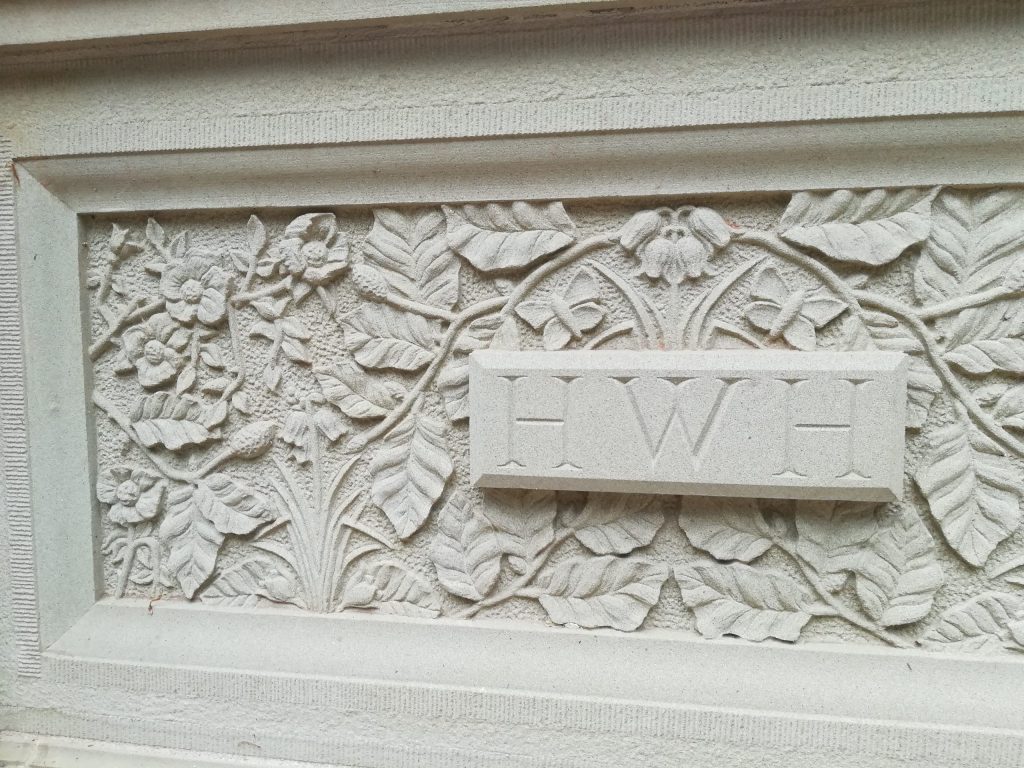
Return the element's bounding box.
[991,385,1024,430]
[436,359,472,422]
[314,361,403,420]
[369,411,453,539]
[794,500,879,591]
[915,423,1021,566]
[922,592,1024,651]
[363,208,460,310]
[342,305,439,371]
[443,201,576,272]
[160,485,225,599]
[857,311,940,428]
[340,559,441,617]
[915,189,1024,304]
[454,315,506,353]
[779,188,933,266]
[201,556,296,608]
[944,338,1024,375]
[679,497,772,563]
[570,493,664,555]
[675,562,814,642]
[946,299,1024,349]
[479,489,557,574]
[438,315,514,421]
[534,556,669,631]
[854,506,943,627]
[131,392,216,451]
[194,473,273,536]
[429,491,502,601]
[245,215,267,257]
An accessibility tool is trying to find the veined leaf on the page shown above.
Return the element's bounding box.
[535,556,668,631]
[429,491,502,601]
[342,305,439,372]
[922,592,1024,651]
[131,392,216,451]
[944,338,1024,375]
[915,423,1021,566]
[675,561,814,642]
[369,411,453,539]
[780,188,934,266]
[363,208,460,310]
[915,189,1024,304]
[679,497,771,563]
[160,485,225,599]
[314,361,403,420]
[194,473,273,536]
[794,500,879,591]
[854,506,943,626]
[479,489,557,574]
[571,493,664,555]
[444,201,576,272]
[340,559,440,617]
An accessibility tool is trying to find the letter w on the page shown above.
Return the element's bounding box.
[615,377,742,468]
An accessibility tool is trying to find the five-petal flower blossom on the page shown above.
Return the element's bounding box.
[120,312,191,388]
[276,213,350,304]
[160,254,229,326]
[96,466,165,525]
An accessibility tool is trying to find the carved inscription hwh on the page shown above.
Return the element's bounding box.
[470,350,908,501]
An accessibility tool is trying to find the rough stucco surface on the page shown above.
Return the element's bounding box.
[5,2,1024,766]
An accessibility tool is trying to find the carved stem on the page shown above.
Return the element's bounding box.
[854,291,1024,459]
[736,232,863,310]
[499,234,620,320]
[915,286,1023,321]
[114,534,161,599]
[382,292,456,323]
[345,296,507,452]
[775,538,913,649]
[232,276,292,306]
[739,231,1024,459]
[92,391,196,482]
[218,297,247,403]
[584,320,635,350]
[452,528,574,619]
[88,299,164,360]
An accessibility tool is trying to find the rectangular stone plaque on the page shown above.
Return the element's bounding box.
[469,350,908,501]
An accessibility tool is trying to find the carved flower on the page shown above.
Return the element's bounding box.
[276,213,350,303]
[619,207,734,285]
[160,254,228,326]
[120,312,190,388]
[96,466,164,525]
[278,390,347,464]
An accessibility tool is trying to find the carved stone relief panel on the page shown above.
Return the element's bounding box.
[86,190,1024,651]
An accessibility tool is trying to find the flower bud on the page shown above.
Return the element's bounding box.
[618,210,663,251]
[227,420,277,459]
[350,263,391,300]
[688,207,733,249]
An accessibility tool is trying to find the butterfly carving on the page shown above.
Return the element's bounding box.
[515,268,606,350]
[744,267,847,351]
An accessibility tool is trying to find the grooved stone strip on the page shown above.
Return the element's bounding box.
[0,138,41,676]
[32,79,1024,158]
[32,656,1024,765]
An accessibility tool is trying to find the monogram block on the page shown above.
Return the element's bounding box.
[469,350,908,501]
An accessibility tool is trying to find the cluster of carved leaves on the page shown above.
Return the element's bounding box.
[89,186,1024,652]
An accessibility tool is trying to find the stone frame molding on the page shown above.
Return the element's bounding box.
[2,118,1024,765]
